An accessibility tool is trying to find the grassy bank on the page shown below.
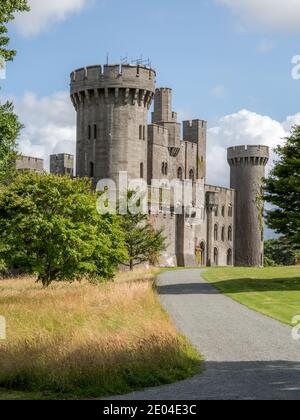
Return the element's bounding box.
[203,266,300,326]
[0,269,201,400]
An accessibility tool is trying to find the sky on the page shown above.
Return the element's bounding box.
[1,0,300,191]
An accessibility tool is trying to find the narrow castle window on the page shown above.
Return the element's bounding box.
[140,162,144,179]
[139,125,143,140]
[214,224,218,241]
[88,125,91,140]
[94,124,97,139]
[214,206,218,217]
[143,126,146,140]
[89,162,94,178]
[222,206,225,217]
[221,226,225,242]
[177,167,183,181]
[228,205,233,217]
[228,226,232,242]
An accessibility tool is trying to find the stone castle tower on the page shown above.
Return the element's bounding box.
[70,65,156,182]
[228,146,269,267]
[70,63,269,268]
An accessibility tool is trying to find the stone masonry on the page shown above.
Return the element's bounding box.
[70,63,269,267]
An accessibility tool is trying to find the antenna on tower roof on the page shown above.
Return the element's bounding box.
[130,55,152,68]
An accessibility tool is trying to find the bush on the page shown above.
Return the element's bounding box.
[0,173,127,286]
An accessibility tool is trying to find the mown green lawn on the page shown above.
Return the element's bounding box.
[203,266,300,326]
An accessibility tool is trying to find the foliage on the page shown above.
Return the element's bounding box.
[0,0,30,62]
[264,238,299,267]
[264,126,300,248]
[0,101,22,183]
[119,193,166,270]
[0,173,127,286]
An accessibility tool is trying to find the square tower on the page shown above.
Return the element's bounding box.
[183,120,207,180]
[50,154,74,177]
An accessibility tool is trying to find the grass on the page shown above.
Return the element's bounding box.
[0,269,201,400]
[203,266,300,326]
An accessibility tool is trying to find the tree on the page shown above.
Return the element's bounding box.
[264,126,300,248]
[120,196,166,270]
[0,0,30,62]
[0,2,29,183]
[0,101,22,182]
[0,173,127,286]
[264,238,298,266]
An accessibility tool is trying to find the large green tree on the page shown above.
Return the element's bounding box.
[264,126,300,248]
[0,173,127,286]
[0,0,29,61]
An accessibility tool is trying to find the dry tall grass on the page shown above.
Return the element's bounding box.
[0,270,200,398]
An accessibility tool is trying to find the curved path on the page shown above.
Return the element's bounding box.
[110,269,300,400]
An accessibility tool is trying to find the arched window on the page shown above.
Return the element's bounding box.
[89,162,94,178]
[227,249,233,266]
[214,247,219,266]
[93,124,97,139]
[214,224,218,241]
[189,169,195,182]
[222,206,225,217]
[143,126,146,140]
[228,226,232,242]
[139,125,143,140]
[177,167,183,181]
[88,125,91,140]
[221,226,225,242]
[228,205,233,217]
[215,206,218,217]
[162,162,168,176]
[140,162,144,179]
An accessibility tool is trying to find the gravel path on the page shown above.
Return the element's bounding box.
[110,269,300,400]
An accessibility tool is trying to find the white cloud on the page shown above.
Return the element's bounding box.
[9,91,300,186]
[217,0,300,32]
[207,109,300,186]
[14,0,91,36]
[12,91,76,170]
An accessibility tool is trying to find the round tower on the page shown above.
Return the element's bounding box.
[227,145,269,267]
[70,64,156,182]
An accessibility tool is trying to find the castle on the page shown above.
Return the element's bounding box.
[68,63,269,267]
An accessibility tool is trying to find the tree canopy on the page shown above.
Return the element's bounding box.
[120,194,166,270]
[0,0,29,61]
[0,173,127,286]
[264,126,300,248]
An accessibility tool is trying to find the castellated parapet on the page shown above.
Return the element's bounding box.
[228,145,269,267]
[70,64,156,181]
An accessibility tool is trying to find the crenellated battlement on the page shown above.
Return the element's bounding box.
[70,64,156,86]
[183,119,207,129]
[227,145,269,167]
[70,64,156,110]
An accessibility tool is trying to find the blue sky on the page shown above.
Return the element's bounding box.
[1,0,300,192]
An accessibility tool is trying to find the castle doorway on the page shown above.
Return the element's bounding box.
[195,241,206,266]
[227,249,233,266]
[213,247,219,266]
